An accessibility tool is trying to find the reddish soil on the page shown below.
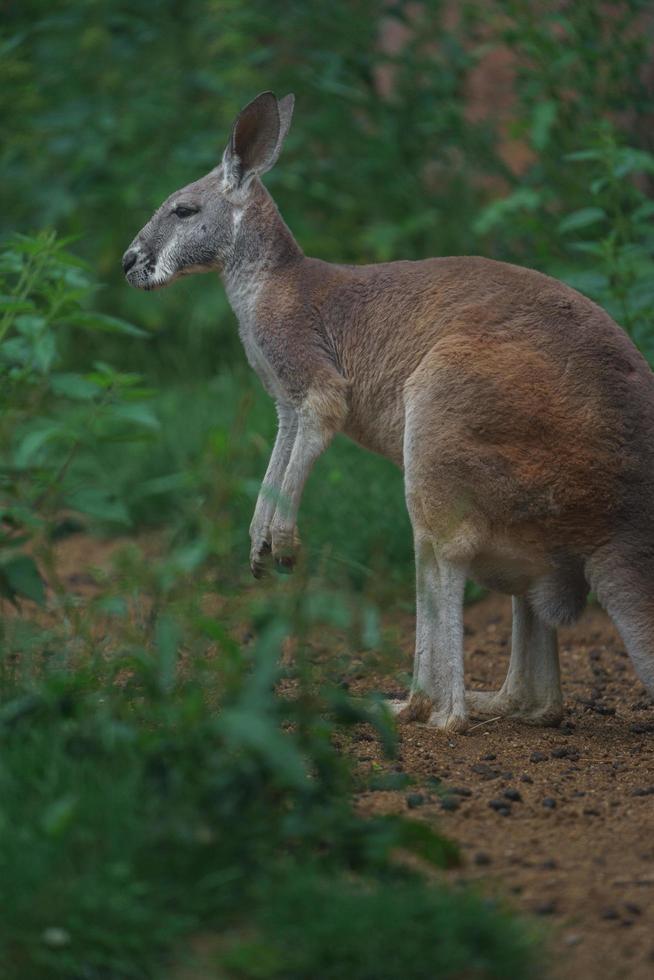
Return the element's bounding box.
[349,596,654,980]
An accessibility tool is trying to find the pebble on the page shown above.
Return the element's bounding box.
[629,722,654,734]
[450,786,472,797]
[521,774,534,784]
[583,807,601,816]
[551,746,580,760]
[543,797,557,809]
[482,753,497,761]
[489,799,511,816]
[530,751,549,763]
[601,907,619,920]
[440,796,460,812]
[504,788,522,802]
[471,763,500,780]
[535,900,556,915]
[474,851,492,866]
[405,793,425,809]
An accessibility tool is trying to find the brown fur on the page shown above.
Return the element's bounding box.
[125,92,654,728]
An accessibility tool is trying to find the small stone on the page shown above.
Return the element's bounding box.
[631,787,654,797]
[564,934,582,946]
[551,746,579,760]
[471,763,500,780]
[583,807,600,816]
[474,851,492,866]
[541,858,558,870]
[406,793,425,809]
[535,900,556,915]
[503,788,522,802]
[530,751,549,763]
[521,774,534,784]
[624,902,642,916]
[601,907,619,920]
[489,799,511,816]
[482,753,497,761]
[629,722,654,734]
[450,786,472,797]
[440,796,460,812]
[542,797,557,809]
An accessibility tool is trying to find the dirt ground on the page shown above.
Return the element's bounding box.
[348,595,654,980]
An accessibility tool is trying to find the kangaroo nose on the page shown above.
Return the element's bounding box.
[122,249,138,274]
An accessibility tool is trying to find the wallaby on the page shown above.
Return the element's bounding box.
[123,91,654,732]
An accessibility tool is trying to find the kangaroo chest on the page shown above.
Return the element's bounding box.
[241,324,286,401]
[226,274,287,402]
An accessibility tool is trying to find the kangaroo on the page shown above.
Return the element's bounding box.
[123,91,654,732]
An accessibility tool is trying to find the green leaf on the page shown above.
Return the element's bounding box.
[155,613,181,695]
[13,422,64,468]
[0,295,35,313]
[65,488,130,525]
[15,314,47,336]
[612,148,654,178]
[32,331,57,373]
[564,149,603,162]
[42,796,78,837]
[0,554,46,605]
[109,402,160,430]
[558,207,607,234]
[220,707,308,787]
[530,100,557,151]
[50,373,102,400]
[66,312,149,338]
[473,188,543,236]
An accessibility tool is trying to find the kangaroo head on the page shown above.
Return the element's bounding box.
[122,91,294,290]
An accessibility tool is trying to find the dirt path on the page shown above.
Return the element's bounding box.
[350,596,654,980]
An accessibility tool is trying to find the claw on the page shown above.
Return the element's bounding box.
[250,538,272,579]
[275,554,296,575]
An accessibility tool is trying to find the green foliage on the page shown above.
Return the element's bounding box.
[557,134,654,360]
[222,873,538,980]
[0,586,539,980]
[0,232,156,602]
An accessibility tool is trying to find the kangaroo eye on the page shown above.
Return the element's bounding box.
[173,205,198,218]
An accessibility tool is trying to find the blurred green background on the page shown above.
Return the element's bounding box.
[3,0,654,594]
[2,4,654,977]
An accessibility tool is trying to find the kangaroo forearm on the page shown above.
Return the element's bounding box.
[273,418,331,529]
[251,408,298,530]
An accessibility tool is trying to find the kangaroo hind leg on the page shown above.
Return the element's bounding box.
[391,536,469,732]
[466,596,564,726]
[588,546,654,696]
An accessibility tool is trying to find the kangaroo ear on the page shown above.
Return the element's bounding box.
[223,91,292,191]
[276,93,295,150]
